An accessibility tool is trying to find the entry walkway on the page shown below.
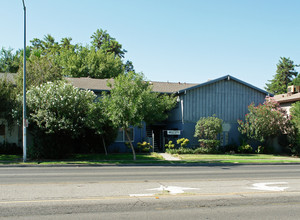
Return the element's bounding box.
[158,153,181,161]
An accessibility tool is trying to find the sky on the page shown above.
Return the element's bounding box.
[1,0,300,90]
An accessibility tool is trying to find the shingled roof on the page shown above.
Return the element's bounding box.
[0,73,198,93]
[273,92,300,104]
[66,77,198,94]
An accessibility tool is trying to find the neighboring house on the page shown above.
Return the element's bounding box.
[273,86,300,116]
[68,75,269,151]
[1,73,270,152]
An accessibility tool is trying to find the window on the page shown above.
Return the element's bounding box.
[0,124,5,136]
[116,127,134,142]
[220,132,229,146]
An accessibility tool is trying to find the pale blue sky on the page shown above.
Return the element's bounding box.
[1,0,300,89]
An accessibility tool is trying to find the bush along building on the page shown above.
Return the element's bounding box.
[68,75,270,152]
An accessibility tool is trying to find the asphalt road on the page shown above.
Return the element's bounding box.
[1,164,300,219]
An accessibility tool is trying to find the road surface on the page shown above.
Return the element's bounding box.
[1,164,300,219]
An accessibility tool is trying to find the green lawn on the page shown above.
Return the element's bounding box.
[0,154,22,161]
[178,154,295,160]
[0,153,165,165]
[1,153,300,165]
[177,154,300,163]
[72,153,164,161]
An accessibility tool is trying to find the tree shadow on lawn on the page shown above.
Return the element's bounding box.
[0,154,22,161]
[67,153,163,161]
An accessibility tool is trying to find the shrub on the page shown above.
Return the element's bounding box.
[223,144,238,153]
[194,115,223,140]
[137,141,153,153]
[24,81,113,159]
[28,131,73,159]
[194,115,223,151]
[166,147,194,154]
[0,142,22,155]
[255,146,264,154]
[165,140,175,149]
[193,147,219,154]
[238,98,296,144]
[177,138,189,147]
[199,139,220,149]
[238,144,253,154]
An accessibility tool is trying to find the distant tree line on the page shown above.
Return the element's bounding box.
[0,29,134,82]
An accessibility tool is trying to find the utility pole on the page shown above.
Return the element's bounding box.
[22,0,27,162]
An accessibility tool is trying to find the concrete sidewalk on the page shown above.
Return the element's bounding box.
[158,153,181,161]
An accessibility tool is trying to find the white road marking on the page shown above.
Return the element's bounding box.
[129,193,155,197]
[129,185,199,197]
[147,185,199,195]
[251,182,289,192]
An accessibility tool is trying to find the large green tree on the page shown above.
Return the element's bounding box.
[2,29,131,80]
[90,29,126,58]
[102,72,176,160]
[16,53,63,91]
[85,49,124,78]
[265,57,298,94]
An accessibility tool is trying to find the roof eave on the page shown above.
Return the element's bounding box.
[177,75,270,96]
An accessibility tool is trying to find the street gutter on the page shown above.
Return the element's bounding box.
[1,161,300,168]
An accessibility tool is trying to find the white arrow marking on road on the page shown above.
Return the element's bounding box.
[147,185,199,195]
[129,185,199,197]
[251,182,289,192]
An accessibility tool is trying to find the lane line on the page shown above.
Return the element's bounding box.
[1,191,300,204]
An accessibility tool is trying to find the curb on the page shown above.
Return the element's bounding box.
[1,162,300,168]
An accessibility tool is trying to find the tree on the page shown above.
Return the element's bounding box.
[124,60,135,73]
[2,28,129,80]
[60,37,73,50]
[194,115,223,150]
[102,72,176,160]
[0,76,17,129]
[290,102,300,132]
[238,98,297,152]
[58,45,89,77]
[290,102,300,152]
[0,47,19,73]
[85,101,117,155]
[90,29,126,58]
[16,53,62,91]
[85,49,124,78]
[265,57,298,94]
[291,74,300,86]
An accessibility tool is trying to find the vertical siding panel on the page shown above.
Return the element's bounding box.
[191,91,193,121]
[199,88,205,117]
[196,87,199,121]
[194,89,197,121]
